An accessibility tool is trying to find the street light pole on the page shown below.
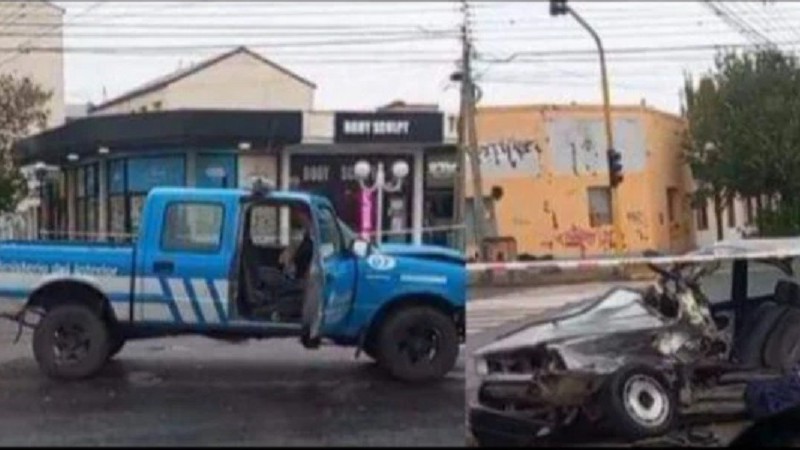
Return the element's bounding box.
[562,5,625,255]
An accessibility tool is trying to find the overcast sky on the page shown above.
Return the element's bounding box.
[40,1,800,115]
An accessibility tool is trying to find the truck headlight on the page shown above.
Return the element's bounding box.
[475,357,488,376]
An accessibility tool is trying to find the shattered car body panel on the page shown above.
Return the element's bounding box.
[469,238,800,445]
[476,288,711,377]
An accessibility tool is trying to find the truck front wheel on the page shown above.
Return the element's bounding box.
[375,306,459,383]
[33,304,110,380]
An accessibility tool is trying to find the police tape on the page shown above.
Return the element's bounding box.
[465,245,800,274]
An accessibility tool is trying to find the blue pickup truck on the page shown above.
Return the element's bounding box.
[0,181,465,382]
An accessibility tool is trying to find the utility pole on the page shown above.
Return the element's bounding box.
[550,0,625,254]
[453,0,488,260]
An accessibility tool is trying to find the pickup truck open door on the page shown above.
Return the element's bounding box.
[300,203,357,347]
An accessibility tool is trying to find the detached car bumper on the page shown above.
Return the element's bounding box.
[468,403,551,447]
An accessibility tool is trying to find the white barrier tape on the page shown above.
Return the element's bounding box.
[467,247,800,274]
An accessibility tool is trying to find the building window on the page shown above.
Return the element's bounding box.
[106,155,186,240]
[666,187,679,223]
[745,196,755,225]
[696,197,709,231]
[727,195,736,228]
[75,163,99,239]
[587,187,612,228]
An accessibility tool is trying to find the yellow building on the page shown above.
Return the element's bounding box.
[466,103,695,260]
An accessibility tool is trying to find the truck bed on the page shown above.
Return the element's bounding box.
[0,240,134,294]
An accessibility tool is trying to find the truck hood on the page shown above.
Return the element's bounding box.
[377,243,466,265]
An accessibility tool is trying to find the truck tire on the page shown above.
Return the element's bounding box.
[375,306,459,383]
[33,304,110,380]
[107,336,126,361]
[600,364,676,440]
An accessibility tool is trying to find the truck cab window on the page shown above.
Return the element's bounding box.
[318,207,343,259]
[161,203,224,252]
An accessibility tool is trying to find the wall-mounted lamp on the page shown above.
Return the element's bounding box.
[98,146,110,155]
[67,153,79,162]
[238,141,252,151]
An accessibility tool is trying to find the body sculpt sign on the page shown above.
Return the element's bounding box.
[334,112,443,144]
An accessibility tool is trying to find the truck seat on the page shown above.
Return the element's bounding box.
[734,281,800,369]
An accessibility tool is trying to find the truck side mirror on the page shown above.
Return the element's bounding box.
[351,239,370,258]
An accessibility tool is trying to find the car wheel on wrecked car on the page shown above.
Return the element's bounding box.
[375,306,459,383]
[600,365,676,440]
[33,304,110,380]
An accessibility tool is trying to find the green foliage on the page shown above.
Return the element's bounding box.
[683,49,800,237]
[757,200,800,237]
[0,74,51,213]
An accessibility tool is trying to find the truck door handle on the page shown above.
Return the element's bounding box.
[153,260,174,274]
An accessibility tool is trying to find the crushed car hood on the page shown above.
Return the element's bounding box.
[378,243,466,265]
[475,288,669,359]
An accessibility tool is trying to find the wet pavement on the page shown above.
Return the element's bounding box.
[0,322,465,446]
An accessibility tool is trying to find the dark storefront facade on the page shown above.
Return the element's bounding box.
[285,111,457,246]
[14,109,458,248]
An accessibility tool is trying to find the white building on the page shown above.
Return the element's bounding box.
[693,195,762,247]
[0,0,65,128]
[88,46,316,116]
[0,1,65,238]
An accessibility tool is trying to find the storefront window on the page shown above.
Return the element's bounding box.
[289,154,413,244]
[197,153,237,188]
[424,151,457,248]
[75,163,99,240]
[106,155,186,241]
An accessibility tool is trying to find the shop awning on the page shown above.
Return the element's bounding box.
[13,109,303,165]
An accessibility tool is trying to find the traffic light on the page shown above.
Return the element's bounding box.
[550,0,568,16]
[608,148,624,187]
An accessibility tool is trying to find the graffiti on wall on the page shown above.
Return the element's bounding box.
[469,139,543,177]
[548,224,615,257]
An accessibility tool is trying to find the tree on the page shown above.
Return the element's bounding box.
[0,74,51,213]
[683,49,800,238]
[682,74,730,241]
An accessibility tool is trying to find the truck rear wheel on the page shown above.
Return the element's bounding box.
[375,306,459,383]
[107,335,126,361]
[33,304,110,380]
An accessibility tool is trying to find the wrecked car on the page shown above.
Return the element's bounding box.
[469,238,800,446]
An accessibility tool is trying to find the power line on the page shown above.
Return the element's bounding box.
[0,29,459,39]
[702,1,776,49]
[0,34,459,55]
[0,1,106,69]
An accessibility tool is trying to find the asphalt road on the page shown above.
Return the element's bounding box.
[0,322,465,446]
